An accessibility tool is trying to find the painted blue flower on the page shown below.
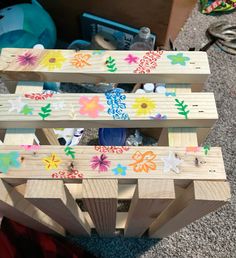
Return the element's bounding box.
[0,152,21,174]
[112,164,127,176]
[92,50,105,55]
[167,53,190,66]
[165,92,176,97]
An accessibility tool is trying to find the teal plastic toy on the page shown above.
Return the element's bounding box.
[0,0,56,49]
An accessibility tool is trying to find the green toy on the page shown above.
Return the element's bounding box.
[200,0,236,14]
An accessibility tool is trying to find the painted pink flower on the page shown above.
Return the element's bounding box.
[124,54,139,64]
[17,52,38,66]
[79,96,104,118]
[185,146,200,153]
[90,154,111,172]
[20,145,40,151]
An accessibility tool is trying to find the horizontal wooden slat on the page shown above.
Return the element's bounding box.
[65,183,136,200]
[0,49,210,83]
[0,93,217,128]
[0,145,226,181]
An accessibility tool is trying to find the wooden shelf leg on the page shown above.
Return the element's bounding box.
[149,180,230,238]
[0,179,65,235]
[82,179,118,236]
[25,180,90,236]
[124,179,175,237]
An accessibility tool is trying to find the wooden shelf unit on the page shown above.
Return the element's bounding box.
[0,48,230,237]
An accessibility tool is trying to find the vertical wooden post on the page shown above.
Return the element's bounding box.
[0,179,65,235]
[82,179,118,236]
[124,179,175,237]
[149,181,230,238]
[25,180,90,236]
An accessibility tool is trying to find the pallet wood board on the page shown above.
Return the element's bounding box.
[0,93,217,128]
[0,48,210,83]
[0,145,226,181]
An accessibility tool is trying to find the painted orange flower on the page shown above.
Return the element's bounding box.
[129,151,157,173]
[79,96,104,118]
[43,153,61,170]
[71,52,91,68]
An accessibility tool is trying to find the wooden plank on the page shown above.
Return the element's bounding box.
[0,48,210,84]
[84,212,128,229]
[36,128,59,145]
[149,181,230,238]
[25,180,90,236]
[148,84,231,238]
[124,179,175,237]
[82,179,118,236]
[66,183,136,200]
[4,128,38,145]
[0,93,218,128]
[3,82,43,144]
[0,179,65,235]
[1,82,63,232]
[118,184,136,200]
[168,128,198,146]
[0,145,226,181]
[157,128,169,146]
[3,82,58,145]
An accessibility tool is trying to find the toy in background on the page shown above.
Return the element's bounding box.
[80,13,156,50]
[129,27,154,50]
[54,128,84,146]
[200,0,236,14]
[0,0,56,49]
[68,31,118,50]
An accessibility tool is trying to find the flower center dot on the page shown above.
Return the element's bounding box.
[141,103,147,108]
[49,58,56,63]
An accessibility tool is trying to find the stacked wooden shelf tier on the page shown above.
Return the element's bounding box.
[0,48,230,237]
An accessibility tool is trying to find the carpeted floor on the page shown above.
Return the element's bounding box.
[0,3,236,258]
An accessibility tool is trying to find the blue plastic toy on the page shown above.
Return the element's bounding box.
[99,128,127,146]
[0,0,56,49]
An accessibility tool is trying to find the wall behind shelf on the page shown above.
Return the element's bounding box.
[39,0,196,46]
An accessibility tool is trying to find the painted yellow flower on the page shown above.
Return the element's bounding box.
[40,51,66,70]
[43,153,61,170]
[132,97,156,116]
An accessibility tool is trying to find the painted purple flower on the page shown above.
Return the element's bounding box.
[17,52,38,66]
[90,154,111,172]
[150,113,167,120]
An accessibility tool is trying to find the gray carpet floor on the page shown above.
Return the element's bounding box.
[0,4,236,258]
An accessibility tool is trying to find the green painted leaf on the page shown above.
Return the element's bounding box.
[178,111,187,116]
[64,146,76,159]
[106,56,117,73]
[107,64,115,69]
[39,103,51,120]
[175,99,190,119]
[203,144,211,155]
